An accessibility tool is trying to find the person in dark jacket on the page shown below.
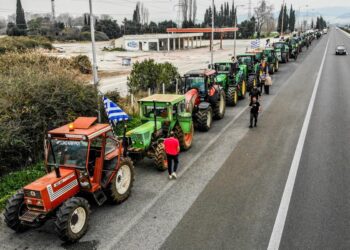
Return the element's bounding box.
[249,85,261,102]
[249,97,261,128]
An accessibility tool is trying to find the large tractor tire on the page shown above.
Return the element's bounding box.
[174,124,194,151]
[213,90,226,120]
[281,54,287,63]
[107,158,135,204]
[4,190,28,232]
[247,75,257,92]
[269,65,275,75]
[55,197,90,243]
[154,143,167,171]
[275,61,279,72]
[195,107,213,132]
[240,80,247,99]
[226,87,238,106]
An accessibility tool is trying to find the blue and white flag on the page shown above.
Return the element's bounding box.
[251,39,260,49]
[103,96,130,123]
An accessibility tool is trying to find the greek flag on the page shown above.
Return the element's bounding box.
[103,96,129,123]
[251,39,260,49]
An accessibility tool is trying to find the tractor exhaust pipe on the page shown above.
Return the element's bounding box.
[153,101,157,135]
[49,139,61,178]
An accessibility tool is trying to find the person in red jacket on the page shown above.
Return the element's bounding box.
[164,131,180,180]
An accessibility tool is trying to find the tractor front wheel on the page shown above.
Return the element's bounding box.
[196,107,213,131]
[4,190,28,232]
[174,124,194,151]
[55,197,90,243]
[108,158,135,204]
[213,90,226,120]
[154,143,168,171]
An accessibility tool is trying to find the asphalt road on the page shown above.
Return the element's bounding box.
[0,31,336,250]
[162,31,341,249]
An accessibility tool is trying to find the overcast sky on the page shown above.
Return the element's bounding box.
[0,0,349,22]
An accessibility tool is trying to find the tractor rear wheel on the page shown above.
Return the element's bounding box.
[174,124,194,151]
[213,90,226,120]
[240,80,247,99]
[275,61,279,72]
[248,75,256,91]
[4,190,28,232]
[226,87,238,106]
[55,197,90,243]
[108,158,135,204]
[154,143,168,171]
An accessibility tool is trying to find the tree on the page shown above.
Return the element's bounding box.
[96,19,121,39]
[254,0,273,38]
[16,0,27,31]
[239,17,256,39]
[182,0,189,22]
[193,0,197,24]
[283,5,289,33]
[289,5,295,32]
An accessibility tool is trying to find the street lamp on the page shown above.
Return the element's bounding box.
[89,0,101,122]
[234,4,245,58]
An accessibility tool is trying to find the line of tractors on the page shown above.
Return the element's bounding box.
[3,30,325,243]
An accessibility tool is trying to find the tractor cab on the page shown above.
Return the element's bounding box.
[262,48,279,74]
[4,117,135,242]
[273,42,289,62]
[183,69,216,101]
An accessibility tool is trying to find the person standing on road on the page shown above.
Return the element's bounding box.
[164,131,180,180]
[249,97,261,128]
[249,85,261,102]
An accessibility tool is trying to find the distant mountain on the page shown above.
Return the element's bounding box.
[337,13,350,19]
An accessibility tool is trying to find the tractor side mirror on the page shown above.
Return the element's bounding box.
[208,64,212,69]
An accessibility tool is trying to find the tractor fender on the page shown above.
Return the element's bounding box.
[185,89,199,113]
[198,102,211,110]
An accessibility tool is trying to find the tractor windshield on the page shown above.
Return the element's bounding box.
[48,139,88,168]
[237,56,252,65]
[215,63,230,72]
[185,76,206,94]
[274,43,284,49]
[143,105,169,119]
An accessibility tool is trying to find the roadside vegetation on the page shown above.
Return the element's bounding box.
[0,36,53,54]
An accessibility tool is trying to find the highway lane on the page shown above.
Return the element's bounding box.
[161,34,329,249]
[278,28,350,249]
[0,35,325,250]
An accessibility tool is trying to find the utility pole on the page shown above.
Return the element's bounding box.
[248,0,252,19]
[211,0,214,66]
[89,0,101,122]
[234,5,244,58]
[51,0,56,22]
[281,0,285,36]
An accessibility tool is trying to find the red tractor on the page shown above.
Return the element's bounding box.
[4,117,135,242]
[182,69,226,131]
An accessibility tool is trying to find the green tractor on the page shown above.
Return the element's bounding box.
[263,48,279,74]
[126,94,194,171]
[273,41,290,63]
[286,37,299,60]
[236,53,261,92]
[213,62,247,106]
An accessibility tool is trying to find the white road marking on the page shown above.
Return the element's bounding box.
[267,37,330,250]
[105,106,249,248]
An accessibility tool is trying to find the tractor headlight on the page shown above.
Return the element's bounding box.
[24,189,41,199]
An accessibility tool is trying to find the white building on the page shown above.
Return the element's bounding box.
[115,33,204,52]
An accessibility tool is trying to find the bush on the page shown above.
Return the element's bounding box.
[0,52,99,172]
[80,31,109,41]
[0,36,53,54]
[0,163,45,211]
[127,59,179,94]
[71,55,92,74]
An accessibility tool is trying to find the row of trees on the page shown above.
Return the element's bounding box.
[315,16,327,30]
[277,4,296,33]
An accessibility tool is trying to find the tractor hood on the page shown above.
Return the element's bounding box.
[215,74,227,83]
[23,168,79,211]
[127,121,161,136]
